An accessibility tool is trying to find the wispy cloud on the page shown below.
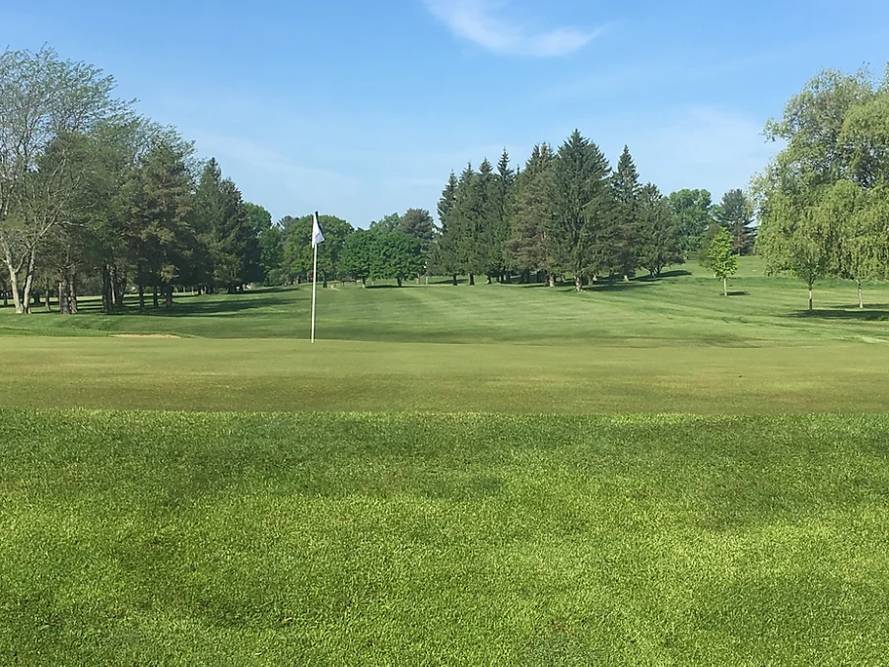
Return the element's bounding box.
[424,0,602,57]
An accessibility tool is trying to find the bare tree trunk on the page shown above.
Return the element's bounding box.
[45,278,52,312]
[468,273,475,286]
[451,274,457,286]
[67,269,78,314]
[574,275,583,292]
[138,282,145,310]
[858,280,864,309]
[723,277,728,297]
[164,284,173,308]
[548,274,555,288]
[152,285,159,309]
[808,286,814,311]
[58,281,69,315]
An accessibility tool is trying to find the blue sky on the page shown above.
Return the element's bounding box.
[5,1,888,225]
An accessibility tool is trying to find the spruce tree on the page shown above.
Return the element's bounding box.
[609,146,642,281]
[433,172,459,284]
[506,144,555,282]
[550,130,611,291]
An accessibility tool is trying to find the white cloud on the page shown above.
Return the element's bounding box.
[424,0,601,57]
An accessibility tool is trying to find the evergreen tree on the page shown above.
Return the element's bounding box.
[476,158,501,283]
[608,146,642,281]
[506,144,555,281]
[452,163,483,285]
[549,130,611,291]
[123,136,195,309]
[716,188,756,255]
[432,172,459,284]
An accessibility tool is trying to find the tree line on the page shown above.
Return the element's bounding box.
[1,46,765,316]
[429,139,755,291]
[757,65,889,310]
[0,47,275,314]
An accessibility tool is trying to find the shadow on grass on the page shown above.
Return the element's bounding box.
[65,290,299,318]
[727,291,750,297]
[786,307,889,321]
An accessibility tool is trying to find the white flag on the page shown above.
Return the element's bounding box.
[312,213,325,248]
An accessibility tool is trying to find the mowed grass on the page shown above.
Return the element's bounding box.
[1,258,888,347]
[0,258,888,414]
[2,410,888,665]
[3,261,889,664]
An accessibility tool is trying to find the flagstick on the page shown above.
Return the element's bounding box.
[311,241,318,343]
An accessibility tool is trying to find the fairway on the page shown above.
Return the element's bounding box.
[2,411,888,664]
[1,262,887,414]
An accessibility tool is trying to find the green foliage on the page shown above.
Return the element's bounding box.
[608,146,642,278]
[550,130,611,289]
[701,227,738,294]
[668,189,714,254]
[281,214,353,283]
[715,188,755,255]
[505,144,555,275]
[637,183,684,277]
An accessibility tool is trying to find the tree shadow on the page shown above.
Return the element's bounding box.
[786,307,889,321]
[727,291,749,296]
[585,280,654,292]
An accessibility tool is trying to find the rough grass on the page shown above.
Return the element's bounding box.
[1,410,888,665]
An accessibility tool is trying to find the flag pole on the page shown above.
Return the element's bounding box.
[311,215,319,343]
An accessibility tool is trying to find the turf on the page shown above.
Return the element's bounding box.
[3,260,889,664]
[1,410,887,665]
[0,259,888,414]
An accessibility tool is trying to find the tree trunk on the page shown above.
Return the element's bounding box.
[102,264,113,314]
[68,269,78,314]
[45,278,52,312]
[152,285,159,309]
[58,281,69,315]
[858,280,863,309]
[808,286,814,312]
[396,277,402,287]
[451,274,457,286]
[165,284,173,308]
[138,282,145,310]
[548,274,555,288]
[574,275,583,292]
[468,273,475,286]
[723,277,728,297]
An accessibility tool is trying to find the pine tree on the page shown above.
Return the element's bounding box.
[608,146,642,281]
[550,130,611,291]
[506,144,555,282]
[433,172,459,284]
[476,158,501,283]
[493,149,516,281]
[452,163,483,284]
